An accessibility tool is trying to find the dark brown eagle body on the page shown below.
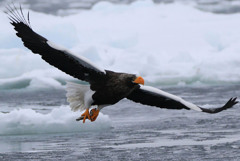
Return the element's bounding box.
[91,70,139,105]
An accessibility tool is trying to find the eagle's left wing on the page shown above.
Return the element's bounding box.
[127,85,238,113]
[5,5,106,83]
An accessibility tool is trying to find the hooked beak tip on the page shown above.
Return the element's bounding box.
[133,76,144,85]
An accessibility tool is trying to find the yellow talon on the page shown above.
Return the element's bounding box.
[81,109,91,123]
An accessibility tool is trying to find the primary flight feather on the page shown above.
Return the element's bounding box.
[6,5,238,123]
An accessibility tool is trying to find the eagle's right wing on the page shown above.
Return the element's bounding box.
[127,85,238,113]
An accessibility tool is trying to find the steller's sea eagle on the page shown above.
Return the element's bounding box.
[5,5,238,123]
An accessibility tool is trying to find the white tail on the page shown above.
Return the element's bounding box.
[66,82,94,112]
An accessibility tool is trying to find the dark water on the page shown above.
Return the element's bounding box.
[0,85,239,160]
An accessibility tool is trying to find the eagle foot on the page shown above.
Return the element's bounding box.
[80,109,91,123]
[90,108,99,122]
[76,108,99,122]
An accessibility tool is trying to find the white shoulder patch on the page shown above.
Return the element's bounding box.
[46,40,66,51]
[46,41,106,74]
[140,85,202,112]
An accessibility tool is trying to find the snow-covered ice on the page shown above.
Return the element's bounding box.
[1,1,240,89]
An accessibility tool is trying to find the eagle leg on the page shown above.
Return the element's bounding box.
[90,108,99,122]
[81,109,91,123]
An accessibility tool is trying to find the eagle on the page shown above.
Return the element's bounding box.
[5,5,238,123]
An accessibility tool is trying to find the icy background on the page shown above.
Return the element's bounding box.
[1,0,240,15]
[1,0,240,90]
[0,0,240,160]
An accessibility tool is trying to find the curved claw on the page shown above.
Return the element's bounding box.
[76,108,100,122]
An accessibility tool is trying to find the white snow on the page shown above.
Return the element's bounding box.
[1,0,240,89]
[0,105,112,135]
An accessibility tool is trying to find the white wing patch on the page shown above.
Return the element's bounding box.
[47,41,106,74]
[140,85,202,112]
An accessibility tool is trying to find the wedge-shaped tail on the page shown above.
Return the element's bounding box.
[66,82,94,112]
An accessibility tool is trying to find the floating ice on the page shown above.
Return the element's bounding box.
[0,106,112,135]
[1,1,240,90]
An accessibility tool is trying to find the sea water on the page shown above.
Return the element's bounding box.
[0,86,239,160]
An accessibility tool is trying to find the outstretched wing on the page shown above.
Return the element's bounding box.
[127,85,238,113]
[5,5,106,83]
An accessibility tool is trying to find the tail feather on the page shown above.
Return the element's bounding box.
[66,82,91,112]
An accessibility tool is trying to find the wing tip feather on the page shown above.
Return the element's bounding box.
[4,3,31,28]
[200,97,238,114]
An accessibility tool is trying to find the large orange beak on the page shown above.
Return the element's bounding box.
[133,76,144,85]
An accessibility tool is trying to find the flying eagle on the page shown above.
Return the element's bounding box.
[5,5,238,123]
